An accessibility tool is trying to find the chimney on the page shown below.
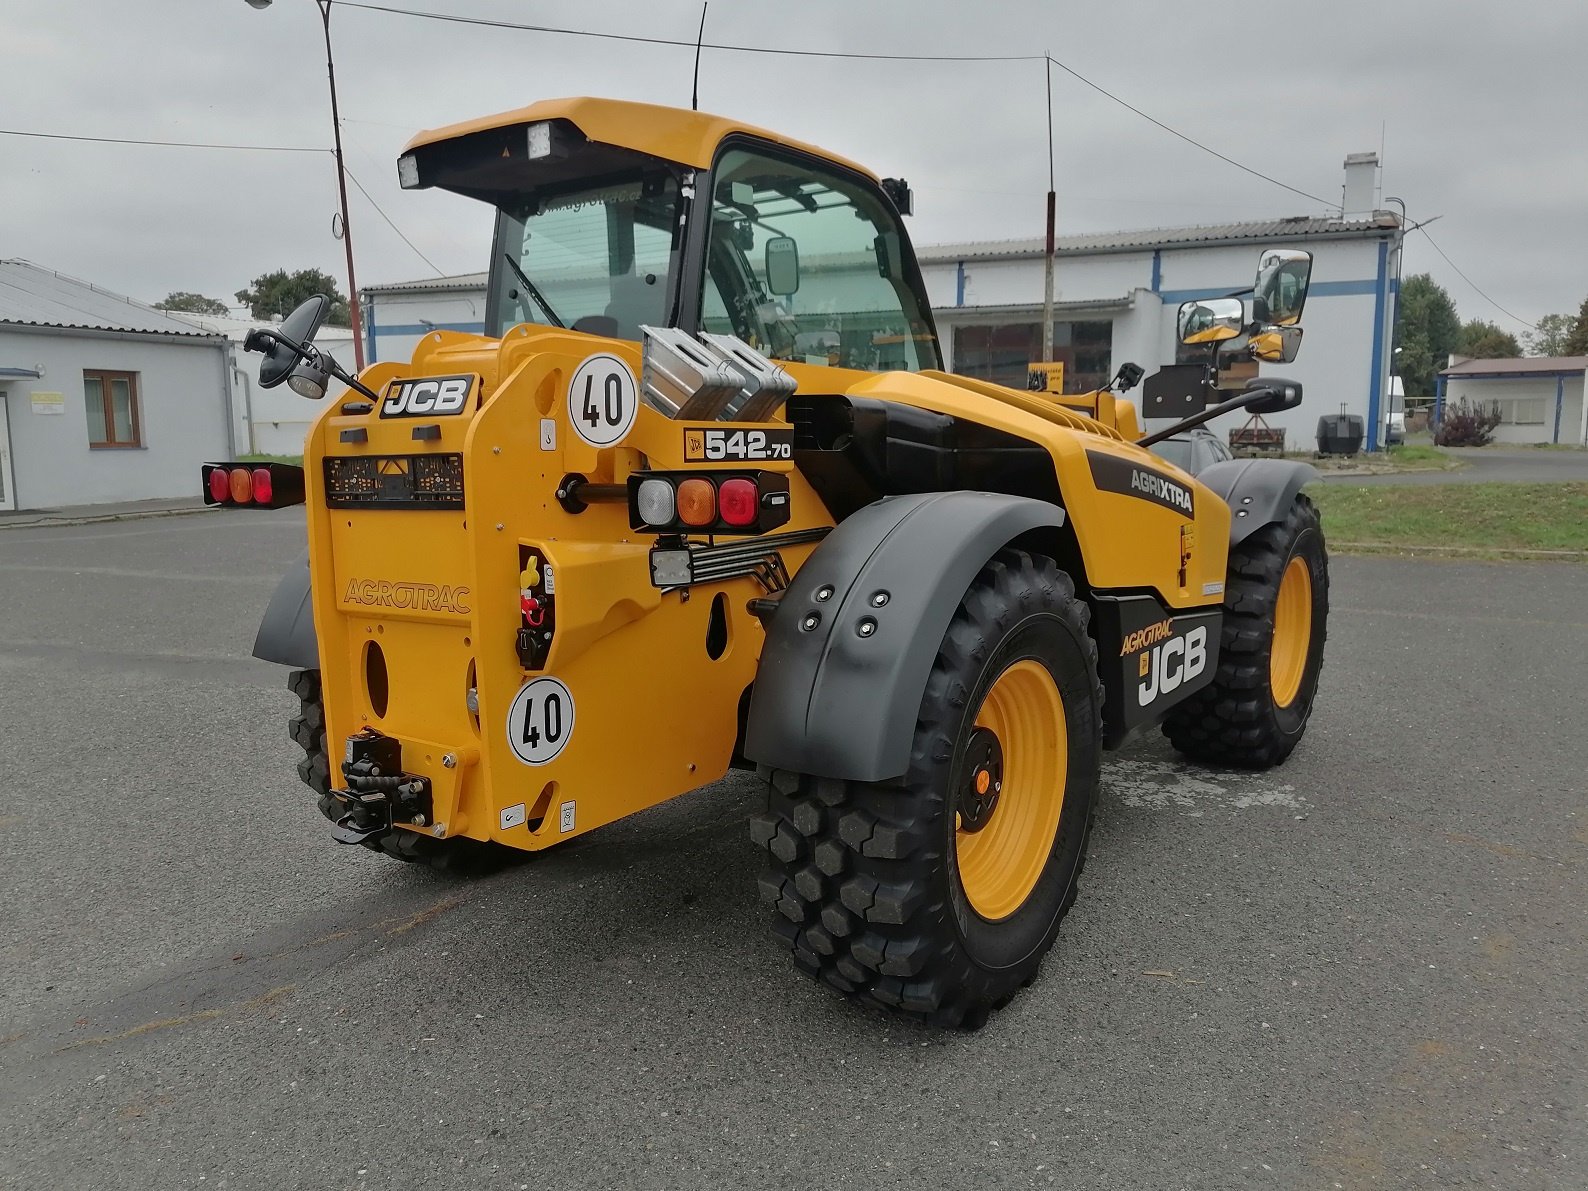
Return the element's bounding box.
[1342,152,1379,218]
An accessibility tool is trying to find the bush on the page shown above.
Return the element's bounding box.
[1434,398,1502,447]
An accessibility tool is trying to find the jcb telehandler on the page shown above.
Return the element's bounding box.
[214,98,1328,1027]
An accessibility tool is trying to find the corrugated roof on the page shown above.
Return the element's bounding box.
[362,214,1400,296]
[917,216,1399,263]
[365,271,488,296]
[0,260,220,337]
[166,311,356,345]
[1441,355,1588,377]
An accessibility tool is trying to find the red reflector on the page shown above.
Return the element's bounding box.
[207,468,230,504]
[251,467,273,504]
[718,477,757,527]
[228,467,253,504]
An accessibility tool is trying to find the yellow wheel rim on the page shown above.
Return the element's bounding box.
[955,660,1067,921]
[1270,556,1313,708]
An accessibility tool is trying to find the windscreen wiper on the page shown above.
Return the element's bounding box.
[501,253,565,329]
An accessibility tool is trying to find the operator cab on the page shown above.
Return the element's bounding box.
[396,98,941,373]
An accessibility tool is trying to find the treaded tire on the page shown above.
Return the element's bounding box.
[1162,493,1329,768]
[751,550,1102,1028]
[287,668,517,876]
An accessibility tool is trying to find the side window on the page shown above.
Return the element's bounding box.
[700,147,939,372]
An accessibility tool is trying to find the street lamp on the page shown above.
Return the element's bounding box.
[245,0,366,370]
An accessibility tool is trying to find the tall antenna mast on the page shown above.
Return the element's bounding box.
[691,3,708,111]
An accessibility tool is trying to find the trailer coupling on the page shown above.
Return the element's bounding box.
[326,729,433,845]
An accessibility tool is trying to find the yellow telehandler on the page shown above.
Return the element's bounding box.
[212,98,1328,1027]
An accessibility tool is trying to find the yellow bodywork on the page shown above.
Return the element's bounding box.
[404,96,878,180]
[304,324,1230,854]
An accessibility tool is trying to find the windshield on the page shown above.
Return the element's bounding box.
[487,171,684,339]
[700,148,940,372]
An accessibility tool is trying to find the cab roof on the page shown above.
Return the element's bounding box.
[402,96,878,181]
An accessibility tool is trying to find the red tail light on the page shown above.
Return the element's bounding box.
[251,467,273,504]
[208,468,231,503]
[718,477,757,527]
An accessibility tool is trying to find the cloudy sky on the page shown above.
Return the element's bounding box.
[4,0,1585,333]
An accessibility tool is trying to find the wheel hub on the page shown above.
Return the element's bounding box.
[957,727,1003,833]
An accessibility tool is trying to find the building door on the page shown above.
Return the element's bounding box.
[0,393,14,512]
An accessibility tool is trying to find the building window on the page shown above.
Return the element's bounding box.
[951,320,1113,392]
[84,370,141,447]
[1495,397,1546,425]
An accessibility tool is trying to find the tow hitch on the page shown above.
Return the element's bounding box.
[326,729,433,845]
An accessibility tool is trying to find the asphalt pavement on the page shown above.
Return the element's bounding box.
[2,510,1585,1190]
[1317,446,1588,486]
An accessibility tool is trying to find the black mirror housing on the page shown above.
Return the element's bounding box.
[251,294,332,389]
[1244,375,1304,414]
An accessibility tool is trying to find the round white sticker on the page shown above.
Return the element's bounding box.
[506,677,575,766]
[567,354,638,448]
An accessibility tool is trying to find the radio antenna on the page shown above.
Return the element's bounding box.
[691,2,708,110]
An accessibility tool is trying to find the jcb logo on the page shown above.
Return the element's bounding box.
[1137,625,1209,706]
[381,375,473,418]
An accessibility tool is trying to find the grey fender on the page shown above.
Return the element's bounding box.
[1197,459,1318,547]
[253,552,320,669]
[743,491,1065,783]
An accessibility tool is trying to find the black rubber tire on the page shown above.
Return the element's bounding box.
[1162,493,1329,768]
[751,550,1102,1028]
[287,668,517,876]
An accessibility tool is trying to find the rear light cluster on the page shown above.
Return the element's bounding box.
[627,471,790,535]
[201,462,305,509]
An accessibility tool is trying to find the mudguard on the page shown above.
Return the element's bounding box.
[1196,459,1317,547]
[253,553,320,668]
[743,491,1065,783]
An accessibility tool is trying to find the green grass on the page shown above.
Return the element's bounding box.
[1309,482,1588,557]
[1385,444,1451,467]
[238,452,304,467]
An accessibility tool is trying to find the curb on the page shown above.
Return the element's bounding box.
[1333,540,1588,562]
[0,506,215,532]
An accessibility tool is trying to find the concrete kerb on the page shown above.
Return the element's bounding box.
[0,499,216,531]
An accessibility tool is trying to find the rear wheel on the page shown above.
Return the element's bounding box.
[751,550,1102,1027]
[1162,494,1328,768]
[287,669,516,875]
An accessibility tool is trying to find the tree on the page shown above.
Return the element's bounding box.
[1523,312,1575,357]
[153,291,230,317]
[235,268,350,325]
[1456,319,1521,360]
[1564,296,1588,357]
[1393,273,1461,398]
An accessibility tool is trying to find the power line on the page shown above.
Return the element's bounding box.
[342,165,447,277]
[0,127,328,153]
[336,2,1332,206]
[1414,228,1537,331]
[335,1,1045,61]
[1043,57,1332,207]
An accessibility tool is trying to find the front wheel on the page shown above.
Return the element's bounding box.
[751,550,1102,1028]
[1163,493,1329,768]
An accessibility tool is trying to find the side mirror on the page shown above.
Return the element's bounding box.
[1244,375,1304,414]
[249,294,331,389]
[1250,325,1303,364]
[1177,297,1245,345]
[765,236,800,296]
[1252,248,1312,326]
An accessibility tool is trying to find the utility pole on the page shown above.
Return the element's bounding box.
[245,0,366,369]
[1041,56,1056,363]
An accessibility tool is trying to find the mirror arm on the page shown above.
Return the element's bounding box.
[244,327,311,360]
[318,349,381,402]
[1137,386,1278,449]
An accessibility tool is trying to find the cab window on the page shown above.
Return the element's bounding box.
[699,147,940,372]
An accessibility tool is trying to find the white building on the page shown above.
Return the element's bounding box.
[360,156,1403,451]
[0,260,233,512]
[1438,355,1588,445]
